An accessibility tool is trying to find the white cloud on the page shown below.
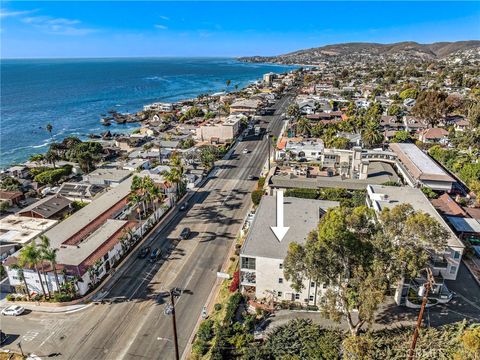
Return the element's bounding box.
[0,8,36,18]
[155,24,168,30]
[159,15,169,21]
[21,15,96,36]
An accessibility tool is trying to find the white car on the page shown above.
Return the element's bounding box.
[242,148,249,154]
[1,305,25,316]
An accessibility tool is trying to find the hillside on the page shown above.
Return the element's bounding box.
[238,40,480,64]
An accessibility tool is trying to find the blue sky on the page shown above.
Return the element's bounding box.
[1,1,479,58]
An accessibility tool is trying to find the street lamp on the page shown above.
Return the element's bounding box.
[164,287,182,360]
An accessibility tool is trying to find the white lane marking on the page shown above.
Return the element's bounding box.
[128,263,158,300]
[22,330,39,342]
[39,330,56,348]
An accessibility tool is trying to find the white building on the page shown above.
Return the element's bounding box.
[389,143,455,191]
[195,115,244,143]
[281,139,325,161]
[366,184,464,305]
[143,102,173,112]
[4,178,140,296]
[240,196,339,306]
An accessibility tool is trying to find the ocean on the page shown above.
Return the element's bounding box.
[0,58,294,168]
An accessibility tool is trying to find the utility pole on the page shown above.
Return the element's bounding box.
[165,288,181,360]
[408,268,433,360]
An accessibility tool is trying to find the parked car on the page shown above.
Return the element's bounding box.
[1,305,25,316]
[247,175,256,180]
[137,246,151,259]
[242,148,249,154]
[150,248,161,263]
[179,202,188,211]
[180,227,191,240]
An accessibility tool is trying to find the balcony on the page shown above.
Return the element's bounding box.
[241,271,256,285]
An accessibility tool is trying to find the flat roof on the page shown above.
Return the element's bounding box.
[241,196,339,259]
[85,168,132,182]
[389,143,454,183]
[0,215,57,245]
[367,184,464,249]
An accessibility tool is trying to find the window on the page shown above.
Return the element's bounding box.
[278,278,283,284]
[323,282,328,289]
[279,263,283,269]
[295,293,300,300]
[309,295,314,301]
[453,251,460,260]
[12,276,18,280]
[450,265,457,274]
[241,257,256,270]
[277,291,282,297]
[310,282,315,288]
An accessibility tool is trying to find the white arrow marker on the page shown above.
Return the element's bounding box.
[271,190,289,241]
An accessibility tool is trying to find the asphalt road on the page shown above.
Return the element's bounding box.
[1,92,294,360]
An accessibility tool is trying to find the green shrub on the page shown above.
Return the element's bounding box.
[197,319,214,342]
[6,294,15,301]
[251,189,263,206]
[224,292,243,324]
[53,293,73,302]
[257,177,266,189]
[214,303,222,312]
[192,339,209,357]
[421,186,438,199]
[285,188,318,199]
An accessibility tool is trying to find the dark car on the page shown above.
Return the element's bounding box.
[137,246,151,259]
[150,248,161,263]
[180,227,191,240]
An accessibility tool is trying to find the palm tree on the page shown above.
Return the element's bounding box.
[226,79,231,91]
[18,242,47,297]
[296,118,312,137]
[10,265,31,300]
[38,235,61,293]
[361,122,384,148]
[286,103,300,120]
[45,149,59,169]
[162,152,185,199]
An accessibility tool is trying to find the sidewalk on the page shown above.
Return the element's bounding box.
[0,298,92,314]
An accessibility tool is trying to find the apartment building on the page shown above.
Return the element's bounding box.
[240,195,339,306]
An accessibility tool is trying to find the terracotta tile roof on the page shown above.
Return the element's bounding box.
[80,221,137,269]
[0,191,23,200]
[431,194,468,217]
[62,196,128,246]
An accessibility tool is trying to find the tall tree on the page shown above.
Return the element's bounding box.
[284,205,447,336]
[18,242,47,297]
[10,265,31,300]
[286,103,301,120]
[361,122,383,148]
[412,91,448,127]
[295,118,312,137]
[38,235,61,293]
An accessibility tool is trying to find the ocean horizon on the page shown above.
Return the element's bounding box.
[0,57,294,168]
